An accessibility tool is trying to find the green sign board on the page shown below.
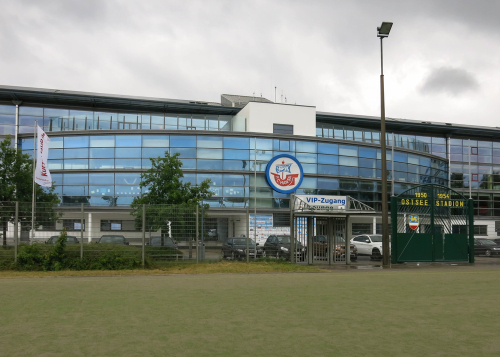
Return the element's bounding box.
[391,184,474,263]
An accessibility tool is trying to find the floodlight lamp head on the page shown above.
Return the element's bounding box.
[377,22,393,38]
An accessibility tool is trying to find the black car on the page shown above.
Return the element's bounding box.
[263,235,306,260]
[148,236,178,249]
[45,235,79,244]
[97,235,129,245]
[474,238,500,257]
[221,237,264,260]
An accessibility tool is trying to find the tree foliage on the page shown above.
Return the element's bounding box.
[0,135,60,246]
[131,152,213,236]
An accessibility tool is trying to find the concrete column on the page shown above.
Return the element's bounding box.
[373,216,377,235]
[87,213,92,243]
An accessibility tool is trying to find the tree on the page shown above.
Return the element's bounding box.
[131,152,213,240]
[0,135,60,246]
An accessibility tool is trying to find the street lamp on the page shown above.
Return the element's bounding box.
[377,22,392,266]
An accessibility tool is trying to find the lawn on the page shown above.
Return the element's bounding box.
[1,268,500,356]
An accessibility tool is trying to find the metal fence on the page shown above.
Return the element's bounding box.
[0,202,294,266]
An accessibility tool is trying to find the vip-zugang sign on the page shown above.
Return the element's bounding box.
[266,154,304,194]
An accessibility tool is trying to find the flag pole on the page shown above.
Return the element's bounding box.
[31,121,37,244]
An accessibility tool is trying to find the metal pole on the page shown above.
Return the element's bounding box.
[290,193,295,263]
[13,101,21,150]
[80,203,84,260]
[14,201,18,263]
[254,137,257,258]
[142,204,145,267]
[468,139,471,199]
[196,205,199,264]
[380,37,390,266]
[31,120,37,244]
[246,207,249,263]
[391,132,395,196]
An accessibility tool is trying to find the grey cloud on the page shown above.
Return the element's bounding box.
[420,67,479,96]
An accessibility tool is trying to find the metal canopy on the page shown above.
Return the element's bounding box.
[292,195,375,216]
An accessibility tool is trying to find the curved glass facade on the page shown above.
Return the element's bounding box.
[20,133,448,209]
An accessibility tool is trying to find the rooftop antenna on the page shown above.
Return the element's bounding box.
[274,87,277,102]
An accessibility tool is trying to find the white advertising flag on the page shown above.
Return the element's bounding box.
[34,126,52,187]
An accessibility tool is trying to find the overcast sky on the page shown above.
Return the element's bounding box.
[0,0,498,127]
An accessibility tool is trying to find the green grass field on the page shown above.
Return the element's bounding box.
[1,267,500,357]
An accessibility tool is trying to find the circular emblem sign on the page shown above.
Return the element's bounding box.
[266,154,304,194]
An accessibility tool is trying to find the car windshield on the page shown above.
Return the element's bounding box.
[370,235,383,242]
[276,236,291,243]
[479,239,496,245]
[233,238,256,245]
[100,236,124,243]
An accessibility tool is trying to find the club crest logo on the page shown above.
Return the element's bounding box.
[266,154,303,193]
[408,214,419,230]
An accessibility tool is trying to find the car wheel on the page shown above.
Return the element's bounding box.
[485,249,492,257]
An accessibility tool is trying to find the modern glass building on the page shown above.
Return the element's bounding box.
[0,86,499,240]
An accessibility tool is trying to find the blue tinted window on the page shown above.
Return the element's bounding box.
[64,173,88,185]
[394,152,408,163]
[223,187,246,197]
[90,148,114,158]
[302,164,317,174]
[90,136,115,147]
[0,115,14,125]
[49,149,63,160]
[170,135,196,147]
[197,149,222,159]
[340,166,358,176]
[339,156,358,167]
[142,135,169,147]
[64,148,88,159]
[142,148,168,158]
[115,173,142,185]
[19,106,43,116]
[51,173,63,186]
[209,187,222,197]
[256,150,272,161]
[197,136,222,148]
[359,168,375,178]
[223,174,249,186]
[89,185,114,195]
[296,153,317,163]
[224,160,249,171]
[115,185,141,195]
[89,159,114,169]
[301,177,317,189]
[64,136,89,148]
[296,141,317,153]
[173,148,196,158]
[63,186,88,195]
[45,108,69,118]
[224,137,249,149]
[224,149,249,160]
[317,142,338,155]
[197,159,222,170]
[279,140,290,151]
[141,159,152,169]
[180,159,196,169]
[115,159,141,169]
[339,145,358,157]
[318,165,339,175]
[318,178,339,189]
[47,160,63,170]
[359,147,377,158]
[116,135,141,147]
[256,138,272,150]
[180,173,196,185]
[64,159,88,169]
[197,174,222,186]
[359,158,376,168]
[115,148,141,158]
[395,162,408,172]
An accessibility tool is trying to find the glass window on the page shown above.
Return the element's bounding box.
[339,145,357,157]
[197,148,222,159]
[115,159,141,169]
[170,135,196,147]
[301,177,317,189]
[90,148,114,158]
[223,174,249,186]
[64,136,89,148]
[115,148,141,158]
[359,158,376,168]
[142,159,152,169]
[173,148,196,158]
[340,166,359,176]
[49,149,63,160]
[197,159,222,170]
[394,152,408,163]
[197,174,222,186]
[115,173,141,185]
[224,160,249,171]
[296,141,317,153]
[180,173,196,185]
[142,135,169,147]
[279,140,290,151]
[152,115,166,129]
[115,185,141,195]
[296,153,316,163]
[116,135,141,147]
[88,173,114,185]
[89,135,114,147]
[0,114,14,125]
[197,136,222,148]
[64,173,89,185]
[89,186,114,195]
[318,165,339,175]
[302,164,317,174]
[45,108,69,118]
[339,156,358,167]
[140,115,151,129]
[89,159,114,169]
[224,149,249,160]
[47,160,63,170]
[180,159,196,169]
[359,147,377,158]
[63,186,88,195]
[318,154,338,165]
[19,106,43,116]
[224,137,249,149]
[64,148,88,159]
[317,142,338,155]
[317,178,339,189]
[64,159,88,169]
[142,147,168,158]
[256,138,272,150]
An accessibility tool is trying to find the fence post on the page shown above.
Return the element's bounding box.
[14,201,18,263]
[80,203,84,260]
[142,204,146,268]
[246,207,249,263]
[290,194,294,264]
[196,205,199,264]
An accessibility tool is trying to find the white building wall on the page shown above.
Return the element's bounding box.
[238,102,317,137]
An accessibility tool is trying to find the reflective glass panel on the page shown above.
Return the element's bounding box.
[64,136,89,148]
[115,148,141,158]
[197,136,222,148]
[116,135,141,147]
[64,173,89,185]
[89,159,114,169]
[142,135,169,147]
[90,148,114,158]
[115,159,141,169]
[224,137,249,149]
[197,174,222,186]
[170,135,196,147]
[115,173,142,185]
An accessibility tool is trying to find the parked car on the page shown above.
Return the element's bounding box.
[350,234,389,260]
[97,235,129,245]
[148,236,178,249]
[474,238,500,257]
[45,235,79,244]
[263,235,306,260]
[221,237,264,260]
[312,235,357,261]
